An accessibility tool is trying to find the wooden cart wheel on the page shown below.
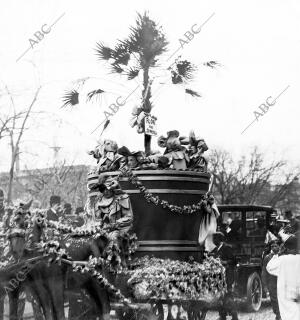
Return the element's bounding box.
[139,302,164,320]
[246,272,262,312]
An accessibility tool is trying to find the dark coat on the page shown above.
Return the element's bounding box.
[46,208,60,222]
[211,243,236,289]
[226,220,242,242]
[262,252,277,290]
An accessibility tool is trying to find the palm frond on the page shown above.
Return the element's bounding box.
[86,89,105,102]
[175,60,197,81]
[127,67,140,80]
[100,119,110,136]
[185,88,201,98]
[126,12,168,65]
[61,90,79,108]
[113,43,131,65]
[114,53,131,65]
[171,71,183,84]
[203,61,222,69]
[111,64,124,74]
[95,42,113,60]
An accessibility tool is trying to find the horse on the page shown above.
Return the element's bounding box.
[0,203,56,320]
[30,210,112,320]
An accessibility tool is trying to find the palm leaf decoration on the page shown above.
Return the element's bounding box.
[125,12,168,66]
[185,88,201,97]
[61,90,79,108]
[171,71,183,84]
[203,61,222,69]
[127,67,140,80]
[111,64,124,74]
[171,60,196,84]
[100,119,110,136]
[113,43,131,65]
[176,60,196,80]
[95,43,114,60]
[86,89,105,102]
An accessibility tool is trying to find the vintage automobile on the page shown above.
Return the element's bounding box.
[217,204,277,312]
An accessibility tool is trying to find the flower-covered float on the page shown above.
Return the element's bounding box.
[0,12,227,320]
[75,130,226,319]
[0,130,226,320]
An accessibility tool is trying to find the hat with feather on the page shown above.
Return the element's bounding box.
[118,146,142,157]
[189,130,208,151]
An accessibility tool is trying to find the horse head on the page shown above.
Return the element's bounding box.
[7,202,32,260]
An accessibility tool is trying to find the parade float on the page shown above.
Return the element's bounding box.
[0,12,228,320]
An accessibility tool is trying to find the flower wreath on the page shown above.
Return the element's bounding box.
[119,167,210,214]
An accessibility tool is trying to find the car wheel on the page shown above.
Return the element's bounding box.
[246,272,262,312]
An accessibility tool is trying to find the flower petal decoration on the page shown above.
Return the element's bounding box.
[61,90,79,108]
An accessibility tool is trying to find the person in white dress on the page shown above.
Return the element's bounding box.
[267,236,300,320]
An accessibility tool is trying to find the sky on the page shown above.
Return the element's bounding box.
[0,0,299,171]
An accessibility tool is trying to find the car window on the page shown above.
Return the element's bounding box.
[246,211,266,237]
[221,211,243,241]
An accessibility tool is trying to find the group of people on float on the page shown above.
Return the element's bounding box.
[88,130,209,173]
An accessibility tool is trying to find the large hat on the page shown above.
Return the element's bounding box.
[118,146,143,157]
[167,130,180,138]
[189,130,208,150]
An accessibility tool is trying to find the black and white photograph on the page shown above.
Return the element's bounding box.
[0,0,299,319]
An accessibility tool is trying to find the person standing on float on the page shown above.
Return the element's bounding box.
[92,174,134,267]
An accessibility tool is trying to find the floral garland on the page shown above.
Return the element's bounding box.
[34,210,110,237]
[38,240,131,305]
[127,256,226,302]
[71,256,131,306]
[119,167,208,214]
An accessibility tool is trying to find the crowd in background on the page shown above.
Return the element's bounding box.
[0,187,300,320]
[0,188,85,228]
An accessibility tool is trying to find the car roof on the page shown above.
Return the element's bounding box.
[217,204,275,212]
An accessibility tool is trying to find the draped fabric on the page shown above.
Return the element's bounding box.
[267,254,300,320]
[198,203,220,252]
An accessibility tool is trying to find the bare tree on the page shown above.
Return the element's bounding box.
[14,162,88,208]
[209,147,300,207]
[0,111,27,141]
[2,85,41,203]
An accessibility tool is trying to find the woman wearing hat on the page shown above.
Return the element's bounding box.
[188,130,209,171]
[157,130,190,170]
[91,174,134,267]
